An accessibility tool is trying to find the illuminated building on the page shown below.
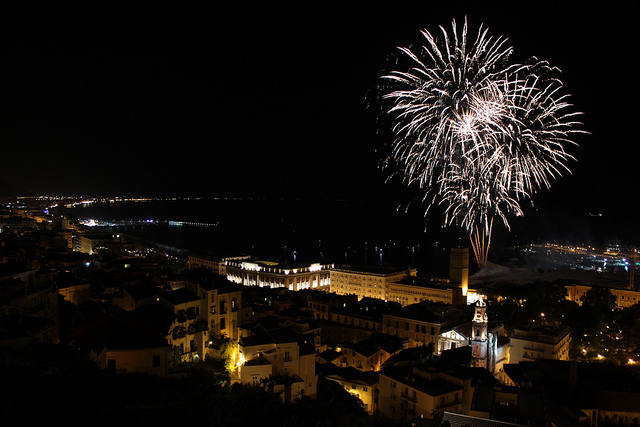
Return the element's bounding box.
[387,277,465,306]
[508,326,571,365]
[185,279,248,343]
[58,279,91,305]
[449,248,469,296]
[565,282,640,308]
[330,266,416,300]
[330,249,469,304]
[336,334,404,371]
[470,296,489,369]
[238,325,318,400]
[382,301,458,348]
[226,259,332,291]
[159,287,205,363]
[319,364,379,414]
[76,232,132,256]
[436,297,510,380]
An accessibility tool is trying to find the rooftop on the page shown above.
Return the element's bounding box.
[332,264,414,276]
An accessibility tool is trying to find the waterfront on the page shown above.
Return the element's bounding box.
[45,196,635,275]
[60,197,460,275]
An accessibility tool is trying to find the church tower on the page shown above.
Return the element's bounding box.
[471,295,488,368]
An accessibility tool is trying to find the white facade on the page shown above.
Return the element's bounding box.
[226,260,332,291]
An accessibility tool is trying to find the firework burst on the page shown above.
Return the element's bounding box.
[381,18,585,267]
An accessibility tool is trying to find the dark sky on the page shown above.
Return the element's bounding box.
[2,1,637,242]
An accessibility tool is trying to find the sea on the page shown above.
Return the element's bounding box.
[63,197,639,277]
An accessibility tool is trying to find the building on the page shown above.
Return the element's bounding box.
[237,325,318,400]
[226,259,332,291]
[188,254,250,275]
[58,278,92,305]
[76,232,133,256]
[379,365,466,420]
[435,297,510,381]
[565,282,640,308]
[504,359,640,426]
[383,301,463,348]
[185,278,247,343]
[0,265,59,344]
[508,326,571,366]
[330,265,416,300]
[387,277,465,306]
[337,333,404,371]
[188,254,226,274]
[320,298,400,346]
[112,284,159,311]
[450,248,470,296]
[71,310,171,378]
[296,289,354,321]
[318,364,380,414]
[158,287,207,363]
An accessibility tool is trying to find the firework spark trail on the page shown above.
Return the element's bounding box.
[381,18,585,267]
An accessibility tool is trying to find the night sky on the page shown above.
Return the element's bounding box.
[2,2,637,243]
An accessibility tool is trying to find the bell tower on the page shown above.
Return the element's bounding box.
[471,295,488,368]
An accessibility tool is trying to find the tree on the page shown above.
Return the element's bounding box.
[581,286,616,312]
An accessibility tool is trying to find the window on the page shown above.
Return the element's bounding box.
[220,317,226,330]
[210,305,216,314]
[363,386,368,392]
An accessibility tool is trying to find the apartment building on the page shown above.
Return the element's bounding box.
[382,301,463,348]
[509,326,571,365]
[379,365,465,420]
[329,265,416,300]
[238,325,318,400]
[185,278,248,342]
[159,287,206,363]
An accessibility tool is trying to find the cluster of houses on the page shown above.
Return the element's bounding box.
[2,207,640,425]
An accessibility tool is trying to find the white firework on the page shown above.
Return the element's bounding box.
[381,18,584,267]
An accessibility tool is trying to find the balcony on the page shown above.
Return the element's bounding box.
[400,403,417,417]
[436,398,462,411]
[401,392,417,403]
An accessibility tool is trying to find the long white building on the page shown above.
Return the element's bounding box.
[225,259,333,291]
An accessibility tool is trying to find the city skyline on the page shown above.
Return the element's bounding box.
[3,2,636,241]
